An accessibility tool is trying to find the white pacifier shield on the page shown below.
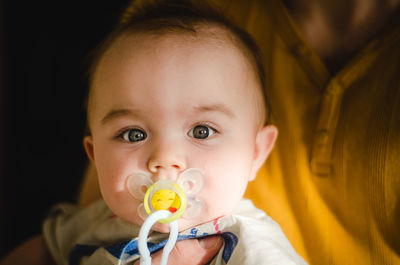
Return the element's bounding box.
[177,168,205,196]
[127,172,153,201]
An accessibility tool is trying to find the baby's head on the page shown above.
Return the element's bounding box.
[84,0,277,232]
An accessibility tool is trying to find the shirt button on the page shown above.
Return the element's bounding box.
[327,79,343,95]
[316,129,329,144]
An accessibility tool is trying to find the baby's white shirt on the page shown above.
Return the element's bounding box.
[43,199,307,265]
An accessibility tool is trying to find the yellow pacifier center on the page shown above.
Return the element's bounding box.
[151,189,181,213]
[143,180,187,223]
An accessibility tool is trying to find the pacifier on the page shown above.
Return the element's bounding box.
[127,168,205,222]
[121,168,205,265]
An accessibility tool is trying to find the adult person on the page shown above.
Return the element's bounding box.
[82,0,400,264]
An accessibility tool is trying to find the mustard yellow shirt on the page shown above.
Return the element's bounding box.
[213,0,400,264]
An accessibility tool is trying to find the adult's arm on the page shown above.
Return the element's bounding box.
[0,235,55,265]
[1,235,222,265]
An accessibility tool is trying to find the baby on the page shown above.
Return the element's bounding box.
[39,1,306,265]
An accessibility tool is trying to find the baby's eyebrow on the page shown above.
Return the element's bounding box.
[193,104,235,118]
[101,108,141,125]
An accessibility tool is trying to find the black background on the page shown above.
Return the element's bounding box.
[1,0,130,257]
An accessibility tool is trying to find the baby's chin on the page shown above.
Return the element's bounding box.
[150,217,204,234]
[119,212,202,233]
[143,210,230,234]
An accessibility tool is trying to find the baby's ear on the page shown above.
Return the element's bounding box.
[83,136,95,162]
[249,125,278,181]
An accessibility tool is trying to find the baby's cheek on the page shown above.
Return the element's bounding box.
[97,157,136,192]
[201,177,244,216]
[98,172,123,198]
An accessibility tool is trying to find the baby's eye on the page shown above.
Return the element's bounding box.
[188,125,216,139]
[121,128,147,143]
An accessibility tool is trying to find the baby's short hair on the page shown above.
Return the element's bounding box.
[86,0,269,134]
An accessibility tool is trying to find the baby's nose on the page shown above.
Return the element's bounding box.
[147,145,186,180]
[148,160,184,173]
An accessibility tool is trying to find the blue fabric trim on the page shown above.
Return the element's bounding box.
[221,232,239,263]
[69,232,238,264]
[106,233,202,258]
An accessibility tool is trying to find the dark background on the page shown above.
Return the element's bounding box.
[0,0,130,257]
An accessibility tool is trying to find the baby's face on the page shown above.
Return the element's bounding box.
[85,32,275,232]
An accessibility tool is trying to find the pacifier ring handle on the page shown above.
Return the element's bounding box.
[138,210,178,265]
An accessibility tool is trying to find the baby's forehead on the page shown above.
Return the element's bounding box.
[96,26,260,86]
[97,27,257,90]
[89,25,266,128]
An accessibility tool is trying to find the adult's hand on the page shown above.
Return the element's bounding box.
[134,236,222,265]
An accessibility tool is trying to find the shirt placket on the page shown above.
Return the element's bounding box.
[310,40,380,176]
[311,78,345,176]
